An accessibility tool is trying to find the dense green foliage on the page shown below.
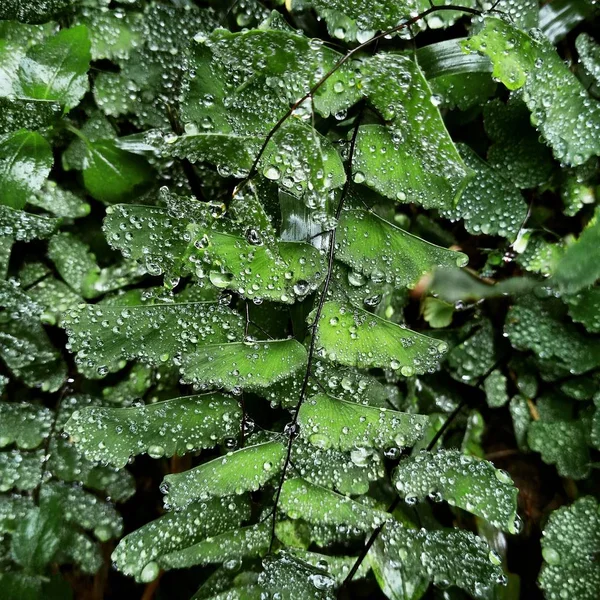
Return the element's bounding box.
[1,1,599,599]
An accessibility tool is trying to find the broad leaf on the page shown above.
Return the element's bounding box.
[0,280,67,391]
[279,478,390,531]
[64,393,242,469]
[372,520,506,599]
[528,419,591,479]
[552,206,600,293]
[335,209,467,287]
[314,301,448,375]
[0,1,72,24]
[0,97,60,134]
[298,393,428,452]
[483,98,554,189]
[539,496,600,600]
[259,553,336,600]
[290,0,416,42]
[19,25,91,110]
[290,438,384,496]
[0,402,52,450]
[64,298,245,378]
[0,129,53,209]
[354,52,470,210]
[79,139,152,204]
[162,440,286,508]
[40,481,123,541]
[577,33,600,85]
[442,144,527,239]
[565,287,600,333]
[0,449,44,492]
[0,205,57,241]
[484,369,509,408]
[47,232,101,298]
[181,340,307,392]
[464,17,600,166]
[418,38,496,110]
[159,523,270,570]
[505,295,600,376]
[112,496,250,582]
[393,449,519,533]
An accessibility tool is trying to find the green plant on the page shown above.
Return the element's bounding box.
[1,1,599,599]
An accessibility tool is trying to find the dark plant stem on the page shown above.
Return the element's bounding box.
[268,102,365,550]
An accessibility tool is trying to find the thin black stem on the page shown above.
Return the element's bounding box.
[268,102,366,551]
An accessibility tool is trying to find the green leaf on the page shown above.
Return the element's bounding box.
[75,7,141,62]
[104,201,326,303]
[335,209,467,287]
[0,129,53,209]
[422,297,454,329]
[552,207,600,293]
[0,280,67,391]
[443,144,527,239]
[484,370,509,408]
[19,25,91,110]
[539,496,600,600]
[93,3,218,128]
[80,139,152,204]
[291,1,415,42]
[64,298,244,378]
[112,496,250,582]
[430,268,535,303]
[416,38,496,111]
[279,478,390,531]
[0,97,60,134]
[314,300,448,375]
[509,395,533,452]
[577,33,600,85]
[64,393,242,469]
[204,233,326,304]
[259,553,336,600]
[505,295,600,375]
[297,393,428,452]
[181,339,308,393]
[11,496,63,572]
[159,523,270,570]
[28,180,90,218]
[49,394,136,502]
[0,449,44,492]
[40,480,123,541]
[528,419,591,479]
[393,449,519,533]
[0,402,52,449]
[47,232,101,298]
[27,276,82,326]
[354,53,470,210]
[0,205,58,241]
[540,0,596,44]
[464,17,600,167]
[483,99,554,189]
[373,520,506,599]
[0,0,72,24]
[162,440,286,509]
[290,438,384,496]
[565,287,600,333]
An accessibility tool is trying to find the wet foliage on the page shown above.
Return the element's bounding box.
[0,1,599,599]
